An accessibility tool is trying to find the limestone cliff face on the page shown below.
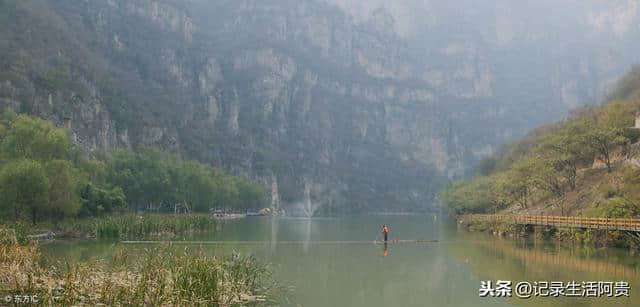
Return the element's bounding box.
[1,0,639,213]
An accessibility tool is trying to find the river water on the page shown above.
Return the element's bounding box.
[42,215,640,306]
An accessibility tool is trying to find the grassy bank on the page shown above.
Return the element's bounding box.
[0,236,282,305]
[2,214,220,242]
[70,214,219,240]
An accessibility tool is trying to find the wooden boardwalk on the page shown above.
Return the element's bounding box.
[463,214,640,232]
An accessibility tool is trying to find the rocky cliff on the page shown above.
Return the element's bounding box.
[1,0,639,213]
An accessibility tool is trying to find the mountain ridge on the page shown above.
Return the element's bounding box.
[1,0,639,213]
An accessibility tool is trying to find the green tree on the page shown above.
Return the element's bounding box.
[588,197,640,219]
[585,100,635,173]
[0,108,17,126]
[535,119,592,190]
[212,173,238,209]
[528,156,564,197]
[442,176,499,214]
[0,159,49,224]
[0,115,71,161]
[235,178,268,210]
[45,159,80,218]
[495,161,533,209]
[106,150,145,210]
[79,183,126,216]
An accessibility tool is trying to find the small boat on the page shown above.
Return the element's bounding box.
[211,212,246,220]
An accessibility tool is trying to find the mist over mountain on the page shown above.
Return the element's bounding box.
[1,0,639,213]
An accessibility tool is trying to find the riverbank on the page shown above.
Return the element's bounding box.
[457,215,640,250]
[0,237,281,306]
[1,214,220,243]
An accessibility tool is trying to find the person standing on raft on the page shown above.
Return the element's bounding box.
[382,225,389,242]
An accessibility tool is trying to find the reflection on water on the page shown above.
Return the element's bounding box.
[41,216,640,307]
[270,216,279,257]
[449,231,640,307]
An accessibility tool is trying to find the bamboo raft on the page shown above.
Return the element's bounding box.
[121,240,438,245]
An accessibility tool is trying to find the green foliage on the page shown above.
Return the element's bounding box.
[0,111,267,224]
[493,161,534,209]
[79,183,126,217]
[85,214,217,239]
[442,74,640,216]
[0,159,49,224]
[527,157,564,197]
[585,100,636,172]
[105,148,266,213]
[235,178,269,210]
[442,176,501,214]
[619,168,640,203]
[0,114,71,161]
[534,119,593,190]
[587,197,640,219]
[0,108,17,126]
[45,160,80,218]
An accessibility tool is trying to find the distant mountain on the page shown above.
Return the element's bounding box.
[1,0,639,213]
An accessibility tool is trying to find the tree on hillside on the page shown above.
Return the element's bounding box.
[495,160,534,209]
[585,100,636,172]
[529,156,565,197]
[534,119,592,191]
[0,159,49,224]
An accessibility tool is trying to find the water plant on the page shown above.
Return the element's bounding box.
[0,233,282,306]
[66,214,218,239]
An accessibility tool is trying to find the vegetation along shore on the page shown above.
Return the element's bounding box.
[0,109,278,304]
[0,229,282,306]
[443,68,640,250]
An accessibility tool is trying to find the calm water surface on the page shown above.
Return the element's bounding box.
[42,215,640,306]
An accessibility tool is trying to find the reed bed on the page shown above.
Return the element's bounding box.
[0,238,282,306]
[65,214,218,239]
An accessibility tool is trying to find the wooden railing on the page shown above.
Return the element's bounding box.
[463,214,640,232]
